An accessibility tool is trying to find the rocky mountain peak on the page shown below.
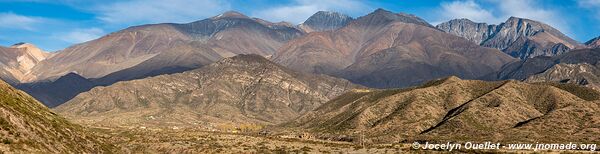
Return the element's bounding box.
[211,11,249,20]
[8,42,49,61]
[586,36,600,48]
[438,16,581,59]
[299,11,353,32]
[435,18,497,44]
[355,8,432,27]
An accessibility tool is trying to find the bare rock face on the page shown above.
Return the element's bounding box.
[586,36,600,48]
[274,8,515,88]
[437,17,582,59]
[0,43,51,85]
[435,18,498,44]
[298,11,354,33]
[55,54,360,128]
[285,77,600,144]
[25,11,303,83]
[0,79,109,153]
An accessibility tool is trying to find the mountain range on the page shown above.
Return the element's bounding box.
[0,8,597,108]
[274,9,515,88]
[437,18,582,59]
[24,11,303,84]
[1,7,600,152]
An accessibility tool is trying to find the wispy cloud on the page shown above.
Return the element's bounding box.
[0,12,46,30]
[253,0,372,24]
[578,0,600,21]
[55,28,105,44]
[95,0,231,25]
[578,0,600,7]
[438,0,503,24]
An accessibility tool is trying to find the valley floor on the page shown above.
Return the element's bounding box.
[87,127,596,153]
[92,127,404,153]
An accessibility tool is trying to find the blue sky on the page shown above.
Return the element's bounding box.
[1,0,599,51]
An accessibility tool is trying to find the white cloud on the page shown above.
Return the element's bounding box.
[0,12,45,30]
[95,0,231,24]
[439,0,502,24]
[56,28,105,43]
[253,0,371,24]
[578,0,600,7]
[578,0,600,21]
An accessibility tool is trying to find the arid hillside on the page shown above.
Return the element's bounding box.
[0,79,109,153]
[55,54,360,129]
[285,77,600,144]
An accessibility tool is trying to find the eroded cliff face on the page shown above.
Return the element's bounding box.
[55,54,361,128]
[437,17,582,59]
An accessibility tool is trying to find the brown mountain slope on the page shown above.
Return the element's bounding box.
[284,77,600,144]
[0,79,109,153]
[55,54,360,129]
[273,8,515,88]
[0,43,50,84]
[25,11,303,83]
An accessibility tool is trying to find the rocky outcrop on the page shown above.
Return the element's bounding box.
[284,77,600,144]
[437,17,582,59]
[298,11,353,33]
[274,8,515,88]
[55,54,360,128]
